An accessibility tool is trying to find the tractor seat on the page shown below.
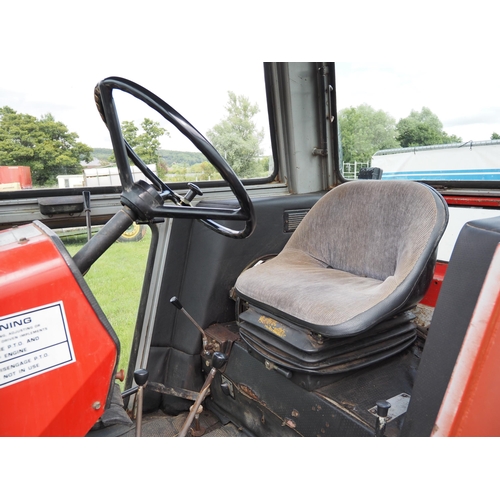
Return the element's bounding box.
[234,181,449,378]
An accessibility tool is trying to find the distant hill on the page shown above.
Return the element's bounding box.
[159,150,205,166]
[92,148,114,162]
[92,148,205,166]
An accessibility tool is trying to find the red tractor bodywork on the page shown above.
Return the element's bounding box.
[0,222,118,436]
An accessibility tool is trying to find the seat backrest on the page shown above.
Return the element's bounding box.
[287,181,448,283]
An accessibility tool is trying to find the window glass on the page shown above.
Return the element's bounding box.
[63,225,152,388]
[0,62,272,192]
[335,63,500,181]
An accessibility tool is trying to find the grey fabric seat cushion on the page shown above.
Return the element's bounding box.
[235,181,448,337]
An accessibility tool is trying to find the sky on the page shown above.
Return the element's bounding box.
[335,62,500,144]
[1,2,499,158]
[1,2,274,154]
[1,59,269,152]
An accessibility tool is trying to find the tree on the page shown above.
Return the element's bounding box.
[491,132,500,140]
[338,104,400,164]
[113,118,169,168]
[122,120,140,147]
[396,107,462,148]
[136,118,168,164]
[0,106,92,186]
[206,91,265,178]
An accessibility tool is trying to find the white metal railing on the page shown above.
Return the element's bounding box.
[341,162,369,180]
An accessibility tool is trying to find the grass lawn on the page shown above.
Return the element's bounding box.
[64,228,152,388]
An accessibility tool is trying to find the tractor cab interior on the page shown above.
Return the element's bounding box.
[2,63,500,438]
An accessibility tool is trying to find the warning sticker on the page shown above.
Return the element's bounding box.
[0,302,75,388]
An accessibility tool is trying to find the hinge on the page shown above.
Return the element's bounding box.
[312,148,327,157]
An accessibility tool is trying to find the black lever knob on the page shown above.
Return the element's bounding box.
[374,399,391,437]
[170,296,183,310]
[211,352,228,370]
[184,183,203,203]
[134,369,149,387]
[376,400,391,418]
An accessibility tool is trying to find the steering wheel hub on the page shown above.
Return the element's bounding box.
[120,180,164,221]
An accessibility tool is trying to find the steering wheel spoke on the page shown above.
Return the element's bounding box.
[95,77,255,239]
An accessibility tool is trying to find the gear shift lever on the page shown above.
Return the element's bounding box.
[134,368,149,437]
[170,296,208,352]
[169,297,229,437]
[178,352,227,437]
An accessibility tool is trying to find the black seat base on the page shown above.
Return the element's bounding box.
[207,334,421,435]
[238,305,417,390]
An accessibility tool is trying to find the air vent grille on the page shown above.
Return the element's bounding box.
[283,209,310,232]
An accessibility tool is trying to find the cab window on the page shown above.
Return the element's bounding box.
[0,62,273,193]
[335,63,500,182]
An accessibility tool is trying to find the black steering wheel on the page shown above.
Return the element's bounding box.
[94,77,255,239]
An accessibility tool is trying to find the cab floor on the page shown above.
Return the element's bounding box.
[88,409,245,437]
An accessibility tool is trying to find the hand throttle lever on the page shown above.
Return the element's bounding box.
[170,296,208,352]
[181,183,203,205]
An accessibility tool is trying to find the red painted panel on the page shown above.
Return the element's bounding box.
[433,244,500,436]
[0,223,118,436]
[420,261,447,308]
[443,195,500,208]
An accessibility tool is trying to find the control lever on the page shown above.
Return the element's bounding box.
[178,352,228,437]
[374,400,391,437]
[83,191,92,241]
[134,369,149,437]
[170,296,208,352]
[182,183,203,205]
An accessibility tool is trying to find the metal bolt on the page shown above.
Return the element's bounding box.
[92,401,101,410]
